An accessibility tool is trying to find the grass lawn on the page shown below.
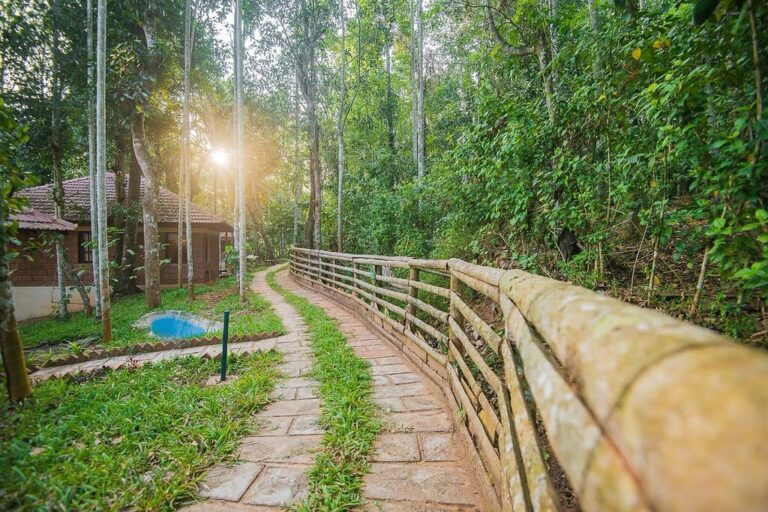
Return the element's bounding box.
[0,350,281,511]
[20,275,285,366]
[266,268,380,511]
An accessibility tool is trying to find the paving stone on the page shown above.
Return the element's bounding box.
[199,463,264,502]
[402,395,444,411]
[420,433,461,461]
[372,434,420,462]
[239,435,321,464]
[279,377,316,388]
[242,466,309,506]
[295,386,318,400]
[179,499,281,511]
[373,383,430,399]
[362,501,480,511]
[389,372,423,385]
[288,415,324,435]
[256,417,293,436]
[371,364,412,376]
[260,398,320,417]
[368,356,403,366]
[384,411,454,433]
[364,463,482,506]
[374,396,407,413]
[271,386,298,400]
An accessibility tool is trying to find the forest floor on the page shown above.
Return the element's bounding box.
[19,273,285,367]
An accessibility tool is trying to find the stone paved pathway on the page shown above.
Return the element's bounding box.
[181,266,321,511]
[275,269,494,511]
[164,264,493,510]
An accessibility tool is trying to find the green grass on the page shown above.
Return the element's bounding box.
[20,276,285,365]
[266,268,380,510]
[0,350,282,511]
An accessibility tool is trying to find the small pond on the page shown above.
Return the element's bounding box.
[133,311,222,340]
[150,314,207,339]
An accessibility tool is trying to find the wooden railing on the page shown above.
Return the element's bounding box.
[289,247,768,512]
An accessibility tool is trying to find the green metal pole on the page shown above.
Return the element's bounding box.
[220,310,230,381]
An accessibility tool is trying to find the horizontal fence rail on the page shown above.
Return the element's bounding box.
[289,247,768,512]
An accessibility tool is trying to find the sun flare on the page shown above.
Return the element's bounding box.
[211,148,230,166]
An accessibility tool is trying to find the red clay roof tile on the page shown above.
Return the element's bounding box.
[20,173,232,230]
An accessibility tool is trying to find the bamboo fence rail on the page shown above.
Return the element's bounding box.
[289,247,768,512]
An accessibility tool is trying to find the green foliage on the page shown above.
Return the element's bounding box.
[0,350,281,510]
[266,269,380,510]
[20,276,286,365]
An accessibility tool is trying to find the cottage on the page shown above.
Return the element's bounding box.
[10,173,232,320]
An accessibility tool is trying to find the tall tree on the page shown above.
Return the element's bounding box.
[415,0,425,184]
[50,0,69,319]
[336,0,346,252]
[293,69,301,246]
[96,0,112,340]
[87,0,102,316]
[131,3,162,309]
[235,0,247,301]
[0,101,33,403]
[183,0,195,301]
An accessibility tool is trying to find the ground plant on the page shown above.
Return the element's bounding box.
[267,268,380,510]
[19,275,285,366]
[0,350,281,510]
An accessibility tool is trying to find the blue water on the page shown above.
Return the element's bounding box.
[150,315,206,339]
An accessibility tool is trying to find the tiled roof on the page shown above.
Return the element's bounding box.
[11,208,78,232]
[20,173,232,230]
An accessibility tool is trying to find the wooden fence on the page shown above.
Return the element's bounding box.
[289,247,768,512]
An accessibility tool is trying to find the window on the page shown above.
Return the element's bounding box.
[165,233,188,264]
[78,231,92,263]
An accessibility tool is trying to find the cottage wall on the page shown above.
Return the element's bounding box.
[10,226,224,320]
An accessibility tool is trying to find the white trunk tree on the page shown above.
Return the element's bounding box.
[96,0,112,341]
[416,0,425,185]
[235,0,247,301]
[87,0,101,317]
[336,0,346,252]
[51,0,68,319]
[183,0,195,301]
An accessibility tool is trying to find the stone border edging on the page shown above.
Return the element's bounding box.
[28,331,282,372]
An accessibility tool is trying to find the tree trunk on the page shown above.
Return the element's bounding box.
[132,114,161,309]
[177,168,184,288]
[384,21,396,153]
[51,0,69,319]
[96,0,112,341]
[183,0,194,301]
[410,0,418,166]
[0,213,32,402]
[336,0,346,252]
[113,133,128,264]
[60,256,93,316]
[416,0,425,180]
[115,143,141,296]
[293,71,301,246]
[235,0,247,301]
[86,0,101,316]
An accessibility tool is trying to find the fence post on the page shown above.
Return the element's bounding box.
[352,259,360,299]
[405,265,419,331]
[373,263,382,311]
[448,266,464,364]
[220,310,230,382]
